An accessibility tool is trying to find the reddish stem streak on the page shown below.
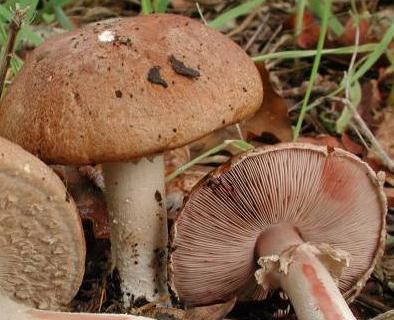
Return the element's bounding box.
[302,263,341,320]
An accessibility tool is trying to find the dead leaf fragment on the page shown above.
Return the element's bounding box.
[337,17,370,46]
[184,297,237,320]
[243,63,292,142]
[285,10,320,49]
[297,135,342,148]
[52,165,110,239]
[374,106,394,160]
[341,133,367,157]
[139,298,236,320]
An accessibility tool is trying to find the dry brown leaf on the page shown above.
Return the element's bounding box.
[337,17,371,46]
[165,146,191,175]
[184,297,237,320]
[374,106,394,160]
[166,165,213,219]
[52,165,110,239]
[140,298,236,320]
[171,0,195,10]
[297,135,342,148]
[242,63,292,142]
[189,125,240,157]
[340,133,367,157]
[285,10,320,49]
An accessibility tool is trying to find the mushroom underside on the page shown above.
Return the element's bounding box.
[171,144,386,308]
[0,137,85,310]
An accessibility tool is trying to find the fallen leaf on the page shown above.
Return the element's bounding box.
[285,10,320,49]
[165,146,191,175]
[297,135,342,148]
[341,133,367,157]
[373,106,394,160]
[166,165,213,220]
[242,63,292,142]
[189,126,240,158]
[171,0,195,10]
[139,298,236,320]
[337,17,370,46]
[184,297,237,320]
[52,165,110,239]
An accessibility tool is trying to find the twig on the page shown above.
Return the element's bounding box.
[337,17,394,172]
[332,96,394,172]
[0,8,25,98]
[195,2,208,25]
[243,14,268,51]
[370,310,394,320]
[226,11,257,38]
[345,24,360,101]
[351,107,394,171]
[356,294,392,313]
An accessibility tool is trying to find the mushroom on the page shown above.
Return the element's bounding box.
[0,14,263,303]
[0,136,85,310]
[1,294,153,320]
[2,294,238,320]
[170,143,386,320]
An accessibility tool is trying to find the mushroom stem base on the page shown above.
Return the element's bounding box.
[254,225,355,320]
[103,155,168,305]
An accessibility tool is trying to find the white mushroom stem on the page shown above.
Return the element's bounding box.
[1,294,154,320]
[254,224,356,320]
[102,155,168,304]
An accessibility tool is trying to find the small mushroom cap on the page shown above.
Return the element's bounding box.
[0,137,85,309]
[170,143,386,306]
[0,14,263,165]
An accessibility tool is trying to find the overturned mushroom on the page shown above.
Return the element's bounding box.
[1,294,152,320]
[2,294,235,320]
[0,14,263,304]
[0,137,85,310]
[170,143,386,320]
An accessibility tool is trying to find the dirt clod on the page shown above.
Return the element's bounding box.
[169,55,200,79]
[147,66,168,88]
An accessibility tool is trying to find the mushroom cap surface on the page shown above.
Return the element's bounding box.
[0,14,263,165]
[170,143,386,306]
[0,137,85,309]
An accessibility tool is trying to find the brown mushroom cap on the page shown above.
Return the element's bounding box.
[0,137,85,309]
[0,14,263,165]
[170,143,386,306]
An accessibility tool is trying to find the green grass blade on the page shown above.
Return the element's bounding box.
[0,5,12,21]
[350,23,394,84]
[295,0,307,37]
[208,0,266,29]
[252,43,377,61]
[165,140,253,182]
[16,25,43,47]
[141,0,153,15]
[336,80,361,133]
[308,0,343,36]
[153,0,170,13]
[303,23,394,113]
[293,0,331,141]
[10,54,23,74]
[49,0,73,30]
